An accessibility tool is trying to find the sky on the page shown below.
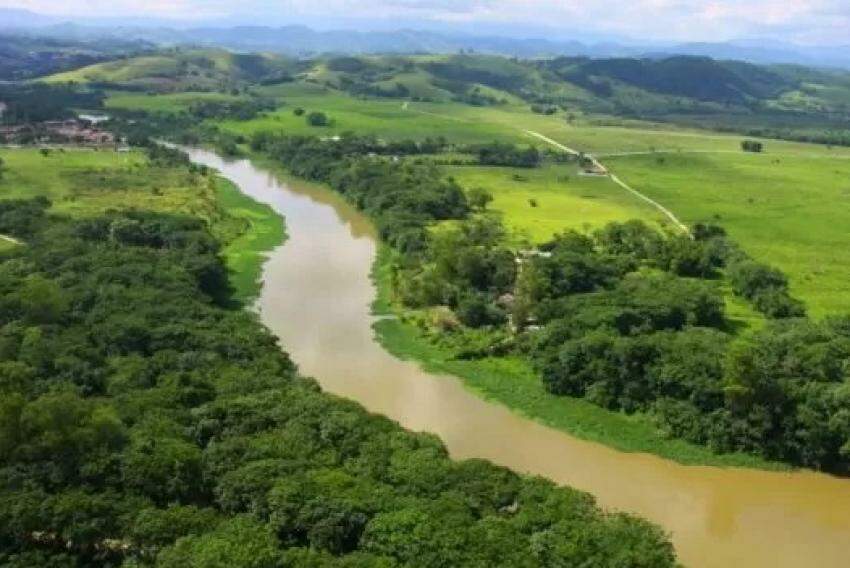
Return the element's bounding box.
[4,0,849,45]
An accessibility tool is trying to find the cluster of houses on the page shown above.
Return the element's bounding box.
[0,117,122,147]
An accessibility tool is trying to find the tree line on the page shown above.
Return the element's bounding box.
[248,133,850,473]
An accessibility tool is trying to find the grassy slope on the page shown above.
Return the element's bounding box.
[0,148,284,302]
[44,55,180,84]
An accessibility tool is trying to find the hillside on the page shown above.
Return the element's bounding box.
[41,49,850,133]
[44,48,304,92]
[0,33,150,80]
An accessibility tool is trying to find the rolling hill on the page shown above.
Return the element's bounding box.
[44,48,304,92]
[40,49,850,144]
[0,33,150,80]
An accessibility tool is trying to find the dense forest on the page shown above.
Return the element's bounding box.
[0,197,675,566]
[250,132,850,473]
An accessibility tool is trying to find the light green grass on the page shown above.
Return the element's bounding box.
[45,55,180,84]
[0,148,219,221]
[447,164,662,242]
[214,177,286,302]
[606,152,850,316]
[371,247,784,470]
[217,90,519,144]
[214,82,850,162]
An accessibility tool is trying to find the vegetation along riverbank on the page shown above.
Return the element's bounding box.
[0,142,676,565]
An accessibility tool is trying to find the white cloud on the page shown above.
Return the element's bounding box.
[3,0,848,44]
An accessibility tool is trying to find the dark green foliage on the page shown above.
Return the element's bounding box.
[0,199,675,565]
[466,187,493,211]
[741,140,764,152]
[720,318,850,469]
[547,56,792,105]
[470,142,541,168]
[306,111,329,127]
[0,196,50,239]
[0,83,105,125]
[187,98,277,121]
[327,57,369,73]
[425,55,532,92]
[530,104,558,115]
[251,133,467,253]
[0,34,149,81]
[456,293,507,328]
[728,259,805,318]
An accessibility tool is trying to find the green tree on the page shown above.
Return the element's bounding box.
[307,111,329,127]
[467,187,493,211]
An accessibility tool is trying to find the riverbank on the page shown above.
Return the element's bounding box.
[189,147,850,568]
[214,176,287,303]
[370,245,786,470]
[229,146,786,470]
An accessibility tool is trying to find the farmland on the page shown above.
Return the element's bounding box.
[200,80,850,315]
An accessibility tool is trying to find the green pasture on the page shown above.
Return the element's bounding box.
[218,82,850,158]
[216,86,517,143]
[45,55,181,84]
[606,151,850,316]
[0,148,217,221]
[446,164,661,242]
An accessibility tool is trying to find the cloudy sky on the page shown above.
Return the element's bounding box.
[4,0,849,45]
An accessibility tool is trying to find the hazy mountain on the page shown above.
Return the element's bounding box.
[0,8,847,69]
[647,40,850,70]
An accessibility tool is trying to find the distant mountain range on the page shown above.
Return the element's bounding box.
[2,7,849,70]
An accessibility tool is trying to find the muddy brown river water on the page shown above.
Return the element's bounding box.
[184,148,850,568]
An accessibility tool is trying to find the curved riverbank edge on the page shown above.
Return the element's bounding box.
[219,148,786,470]
[192,147,850,568]
[214,176,288,303]
[369,245,786,470]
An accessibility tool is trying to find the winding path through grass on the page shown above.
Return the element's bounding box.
[525,130,691,234]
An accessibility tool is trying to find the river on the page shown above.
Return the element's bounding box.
[183,147,850,568]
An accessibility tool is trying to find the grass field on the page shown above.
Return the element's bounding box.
[216,83,519,143]
[606,152,850,316]
[0,148,284,302]
[447,164,662,243]
[106,81,850,315]
[45,55,181,84]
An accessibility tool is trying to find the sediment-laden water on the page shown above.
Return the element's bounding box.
[184,148,850,568]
